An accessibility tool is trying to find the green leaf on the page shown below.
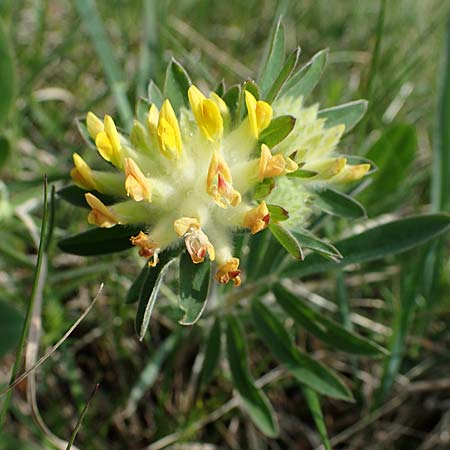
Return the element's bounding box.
[222,84,241,122]
[135,250,179,340]
[126,262,151,304]
[178,252,211,325]
[293,230,342,261]
[259,115,296,148]
[147,80,164,109]
[360,124,417,213]
[243,80,261,101]
[302,388,332,450]
[214,79,226,97]
[0,136,11,170]
[285,214,450,277]
[273,284,387,356]
[314,187,366,219]
[163,57,191,113]
[253,178,275,200]
[258,17,285,96]
[58,225,142,256]
[267,204,289,222]
[135,96,150,124]
[125,331,181,413]
[226,315,279,437]
[251,300,353,401]
[199,318,222,389]
[0,20,16,126]
[0,300,23,358]
[280,49,328,99]
[57,185,116,209]
[75,117,97,151]
[286,168,318,179]
[318,100,368,133]
[269,223,303,260]
[266,47,301,103]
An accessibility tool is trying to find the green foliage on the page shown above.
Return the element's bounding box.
[258,115,296,147]
[0,20,16,126]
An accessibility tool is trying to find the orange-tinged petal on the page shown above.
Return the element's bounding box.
[244,201,270,234]
[215,257,241,286]
[130,231,160,266]
[85,193,118,228]
[71,153,98,190]
[124,158,152,202]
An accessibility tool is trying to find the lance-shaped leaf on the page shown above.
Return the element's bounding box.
[58,185,115,209]
[253,177,276,201]
[280,49,328,100]
[273,284,387,356]
[293,230,342,261]
[318,100,368,134]
[259,115,296,148]
[163,57,191,112]
[58,224,142,256]
[178,252,211,325]
[285,214,450,277]
[75,117,97,151]
[258,17,285,96]
[147,80,164,108]
[126,262,152,304]
[267,204,289,222]
[226,315,279,437]
[314,187,366,219]
[287,168,318,179]
[302,387,332,450]
[267,47,301,103]
[222,84,241,123]
[199,317,222,389]
[269,223,303,260]
[251,300,353,401]
[135,250,179,340]
[135,96,151,124]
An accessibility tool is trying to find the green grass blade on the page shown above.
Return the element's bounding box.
[0,18,16,126]
[73,0,133,128]
[0,178,49,429]
[302,387,332,450]
[199,317,222,389]
[226,315,279,437]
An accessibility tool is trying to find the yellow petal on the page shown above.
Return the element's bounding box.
[124,158,152,202]
[334,164,371,183]
[258,144,297,181]
[215,257,241,286]
[173,217,200,237]
[157,99,182,159]
[243,201,270,234]
[95,131,113,163]
[86,112,104,140]
[71,153,97,190]
[85,193,118,228]
[147,104,159,136]
[245,91,273,138]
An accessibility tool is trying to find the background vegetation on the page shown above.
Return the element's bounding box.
[0,0,449,449]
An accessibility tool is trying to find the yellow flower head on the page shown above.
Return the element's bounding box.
[245,91,273,138]
[157,100,183,159]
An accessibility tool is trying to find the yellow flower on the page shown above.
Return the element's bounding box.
[244,201,270,234]
[174,217,215,264]
[157,100,183,159]
[85,193,118,228]
[215,258,241,286]
[130,231,160,267]
[95,115,123,168]
[71,153,98,190]
[86,111,104,140]
[188,85,224,142]
[245,91,273,138]
[206,151,241,208]
[124,158,152,202]
[258,144,298,181]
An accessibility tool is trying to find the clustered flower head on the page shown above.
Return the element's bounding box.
[71,81,369,286]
